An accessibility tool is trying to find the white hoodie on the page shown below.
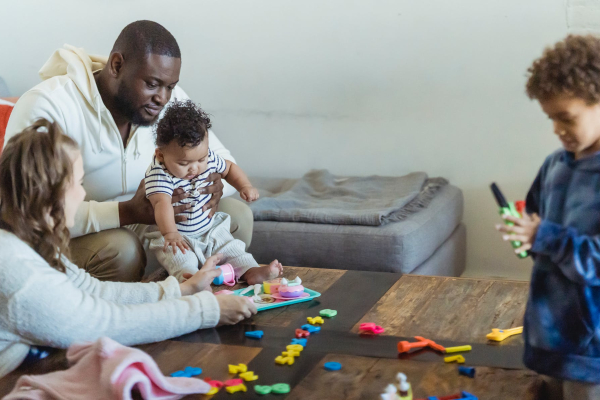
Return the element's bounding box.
[5,45,236,238]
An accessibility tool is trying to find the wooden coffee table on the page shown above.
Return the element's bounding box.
[0,267,538,399]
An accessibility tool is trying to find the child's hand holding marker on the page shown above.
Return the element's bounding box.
[496,213,541,255]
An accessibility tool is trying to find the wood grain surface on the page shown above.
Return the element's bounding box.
[352,275,529,345]
[287,354,540,400]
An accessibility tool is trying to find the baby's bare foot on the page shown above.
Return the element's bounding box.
[242,260,283,285]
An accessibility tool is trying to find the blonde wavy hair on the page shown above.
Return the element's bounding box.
[0,119,79,272]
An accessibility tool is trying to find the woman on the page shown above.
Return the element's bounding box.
[0,119,256,378]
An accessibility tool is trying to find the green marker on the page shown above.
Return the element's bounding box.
[490,182,528,258]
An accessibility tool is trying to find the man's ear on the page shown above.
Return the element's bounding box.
[155,148,165,163]
[107,52,125,78]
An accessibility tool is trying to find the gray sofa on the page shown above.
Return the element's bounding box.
[234,177,466,276]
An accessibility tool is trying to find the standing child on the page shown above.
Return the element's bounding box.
[145,100,282,284]
[497,35,600,399]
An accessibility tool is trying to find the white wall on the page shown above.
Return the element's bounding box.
[0,0,572,279]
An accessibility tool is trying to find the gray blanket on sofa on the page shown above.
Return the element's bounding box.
[249,169,448,226]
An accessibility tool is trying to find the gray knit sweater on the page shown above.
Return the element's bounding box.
[0,229,220,378]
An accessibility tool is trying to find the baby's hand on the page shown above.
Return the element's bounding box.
[163,232,190,255]
[239,186,260,203]
[495,213,541,255]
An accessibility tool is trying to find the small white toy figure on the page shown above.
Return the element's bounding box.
[381,384,398,400]
[397,373,413,400]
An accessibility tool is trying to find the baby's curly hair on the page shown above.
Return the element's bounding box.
[526,35,600,104]
[155,99,212,148]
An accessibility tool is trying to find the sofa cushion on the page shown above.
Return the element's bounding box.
[238,178,463,274]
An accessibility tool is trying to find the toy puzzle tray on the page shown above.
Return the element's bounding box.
[233,287,321,311]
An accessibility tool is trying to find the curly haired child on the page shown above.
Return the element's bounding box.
[144,100,282,285]
[497,35,600,399]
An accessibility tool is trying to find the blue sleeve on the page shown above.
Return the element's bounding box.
[532,220,600,286]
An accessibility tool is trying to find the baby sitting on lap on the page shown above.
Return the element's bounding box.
[144,99,282,285]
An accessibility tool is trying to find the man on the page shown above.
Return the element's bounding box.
[5,21,254,282]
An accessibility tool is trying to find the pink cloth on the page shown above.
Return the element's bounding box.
[3,337,211,400]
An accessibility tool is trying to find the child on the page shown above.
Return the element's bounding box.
[144,100,282,284]
[497,35,600,399]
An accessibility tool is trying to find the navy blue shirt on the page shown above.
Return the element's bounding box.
[525,149,600,382]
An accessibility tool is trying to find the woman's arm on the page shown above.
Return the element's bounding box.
[64,259,182,304]
[8,256,220,348]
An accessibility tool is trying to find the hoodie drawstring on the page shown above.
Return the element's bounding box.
[94,97,104,154]
[133,135,141,160]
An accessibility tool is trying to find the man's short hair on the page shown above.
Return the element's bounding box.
[111,20,181,59]
[526,35,600,104]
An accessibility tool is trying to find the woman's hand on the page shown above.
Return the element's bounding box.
[179,254,223,296]
[216,295,257,325]
[496,213,541,254]
[163,232,190,254]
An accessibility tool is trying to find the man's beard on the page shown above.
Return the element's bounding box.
[113,82,157,127]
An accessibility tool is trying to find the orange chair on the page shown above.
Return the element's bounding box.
[0,98,16,154]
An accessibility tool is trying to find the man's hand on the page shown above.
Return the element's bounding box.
[163,231,190,255]
[179,254,224,295]
[200,173,224,218]
[119,179,192,226]
[496,213,541,254]
[239,186,260,203]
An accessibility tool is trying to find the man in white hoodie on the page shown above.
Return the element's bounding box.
[5,21,254,282]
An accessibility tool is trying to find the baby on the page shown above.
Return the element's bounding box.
[144,99,282,285]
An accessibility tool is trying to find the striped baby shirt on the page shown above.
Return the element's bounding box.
[144,149,227,236]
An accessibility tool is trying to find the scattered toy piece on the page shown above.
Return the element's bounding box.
[445,345,472,354]
[486,326,523,342]
[239,371,259,381]
[444,355,466,364]
[307,316,325,325]
[295,329,310,338]
[207,387,219,395]
[300,324,321,333]
[170,366,202,377]
[359,322,385,335]
[245,330,264,339]
[254,385,272,395]
[458,366,476,378]
[324,361,342,371]
[397,373,413,400]
[282,349,301,357]
[291,338,307,346]
[415,391,478,400]
[228,364,248,374]
[225,378,244,387]
[225,383,247,394]
[381,383,398,400]
[275,355,295,365]
[205,379,224,388]
[397,336,446,353]
[286,344,304,352]
[271,383,291,394]
[320,309,338,318]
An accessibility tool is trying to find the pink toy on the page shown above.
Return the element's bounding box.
[213,263,236,286]
[359,323,385,335]
[224,378,243,387]
[277,277,305,298]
